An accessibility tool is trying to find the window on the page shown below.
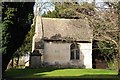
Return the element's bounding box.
[70,42,80,60]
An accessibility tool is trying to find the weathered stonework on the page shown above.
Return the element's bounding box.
[30,16,92,68]
[30,50,42,68]
[42,42,92,68]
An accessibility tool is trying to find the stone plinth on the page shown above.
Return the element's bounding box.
[30,50,42,68]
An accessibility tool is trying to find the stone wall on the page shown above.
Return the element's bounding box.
[42,42,92,68]
[29,50,42,68]
[78,43,92,68]
[30,56,41,68]
[31,16,92,68]
[44,42,70,64]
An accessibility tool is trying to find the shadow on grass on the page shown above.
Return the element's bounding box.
[3,67,62,78]
[78,75,119,79]
[3,75,120,80]
[3,68,120,80]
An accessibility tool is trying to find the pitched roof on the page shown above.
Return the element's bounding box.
[40,17,92,42]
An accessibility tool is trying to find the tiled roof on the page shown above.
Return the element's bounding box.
[38,17,92,41]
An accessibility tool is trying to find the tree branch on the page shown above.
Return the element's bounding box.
[100,34,118,48]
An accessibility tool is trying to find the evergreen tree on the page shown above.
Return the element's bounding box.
[1,2,34,73]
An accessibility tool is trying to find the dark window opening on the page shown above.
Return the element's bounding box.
[70,42,80,60]
[76,50,79,60]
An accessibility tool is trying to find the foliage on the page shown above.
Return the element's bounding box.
[1,6,16,54]
[42,2,95,18]
[14,23,35,56]
[2,2,34,71]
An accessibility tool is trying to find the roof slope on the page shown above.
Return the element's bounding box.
[41,17,92,41]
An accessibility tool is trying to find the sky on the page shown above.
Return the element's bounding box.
[34,0,116,16]
[34,0,55,15]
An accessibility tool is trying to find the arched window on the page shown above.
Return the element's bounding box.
[70,42,80,60]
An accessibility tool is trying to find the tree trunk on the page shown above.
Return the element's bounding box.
[118,1,120,76]
[2,52,13,74]
[118,42,120,75]
[11,57,14,68]
[16,55,20,67]
[118,35,120,75]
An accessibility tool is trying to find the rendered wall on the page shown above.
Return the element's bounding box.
[78,43,92,68]
[43,42,92,68]
[43,42,71,65]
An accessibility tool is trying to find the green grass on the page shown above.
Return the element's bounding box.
[4,68,119,79]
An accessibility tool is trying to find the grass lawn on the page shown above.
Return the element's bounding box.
[4,68,119,79]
